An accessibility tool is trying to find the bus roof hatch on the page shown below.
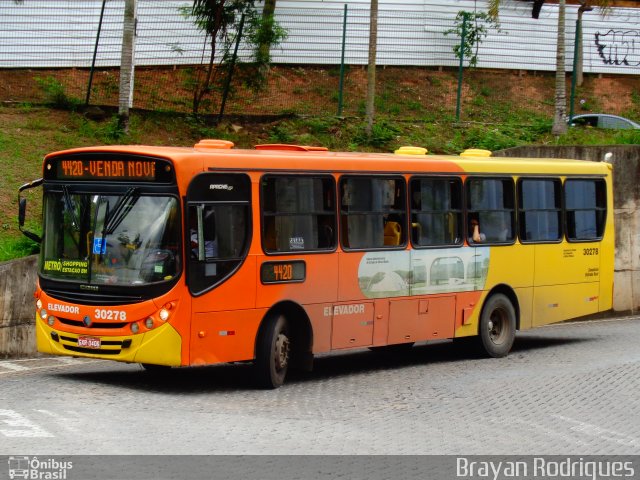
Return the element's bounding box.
[194,139,235,149]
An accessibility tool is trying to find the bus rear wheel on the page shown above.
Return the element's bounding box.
[255,314,290,389]
[479,293,516,358]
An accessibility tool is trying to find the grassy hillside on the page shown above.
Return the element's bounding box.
[1,71,639,261]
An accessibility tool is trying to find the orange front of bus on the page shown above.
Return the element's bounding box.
[34,153,190,367]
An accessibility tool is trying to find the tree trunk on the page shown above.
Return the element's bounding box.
[118,0,137,132]
[365,0,378,137]
[258,0,276,67]
[552,0,568,136]
[192,2,225,114]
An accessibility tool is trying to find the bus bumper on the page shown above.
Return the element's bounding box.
[36,317,183,366]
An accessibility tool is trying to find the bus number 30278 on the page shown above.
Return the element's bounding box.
[94,309,127,321]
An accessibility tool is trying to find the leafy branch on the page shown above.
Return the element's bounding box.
[444,11,503,68]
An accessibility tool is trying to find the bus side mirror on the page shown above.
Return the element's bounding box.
[18,198,27,228]
[18,178,43,244]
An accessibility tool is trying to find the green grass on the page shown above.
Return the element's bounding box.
[0,93,637,262]
[0,235,40,263]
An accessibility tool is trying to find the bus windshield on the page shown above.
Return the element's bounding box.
[40,190,181,286]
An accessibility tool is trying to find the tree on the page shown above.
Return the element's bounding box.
[551,0,568,135]
[257,0,277,73]
[187,0,285,114]
[118,0,136,132]
[487,0,567,134]
[444,11,502,68]
[490,0,612,87]
[189,0,257,114]
[365,0,379,137]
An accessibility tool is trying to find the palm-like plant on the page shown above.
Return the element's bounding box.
[487,0,611,135]
[365,0,379,137]
[551,0,568,135]
[488,0,567,134]
[189,0,257,114]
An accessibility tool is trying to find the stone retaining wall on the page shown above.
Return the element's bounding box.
[0,255,38,357]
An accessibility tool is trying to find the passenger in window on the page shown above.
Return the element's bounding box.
[469,217,486,243]
[191,230,217,258]
[317,217,335,248]
[383,214,403,246]
[190,216,218,259]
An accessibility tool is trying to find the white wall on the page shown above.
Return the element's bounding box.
[0,0,638,75]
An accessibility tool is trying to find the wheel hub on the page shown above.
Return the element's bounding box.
[274,333,290,371]
[489,310,505,343]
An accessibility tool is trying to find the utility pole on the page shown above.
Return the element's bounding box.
[119,0,137,132]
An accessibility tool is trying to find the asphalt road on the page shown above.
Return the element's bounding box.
[1,316,639,456]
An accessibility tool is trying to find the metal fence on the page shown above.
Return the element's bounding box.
[0,1,638,120]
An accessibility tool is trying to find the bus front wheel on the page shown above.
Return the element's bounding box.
[479,294,516,358]
[255,314,290,388]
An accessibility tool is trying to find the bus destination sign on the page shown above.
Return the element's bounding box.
[55,159,157,181]
[260,261,306,284]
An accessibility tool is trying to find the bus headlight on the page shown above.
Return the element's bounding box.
[145,318,154,329]
[40,309,48,320]
[130,322,140,334]
[36,299,43,310]
[159,309,170,322]
[48,317,55,327]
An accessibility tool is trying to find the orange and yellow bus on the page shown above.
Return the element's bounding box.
[19,140,614,387]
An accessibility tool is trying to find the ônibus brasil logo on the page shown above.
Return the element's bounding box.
[7,456,73,479]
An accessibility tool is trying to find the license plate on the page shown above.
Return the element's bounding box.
[77,336,101,349]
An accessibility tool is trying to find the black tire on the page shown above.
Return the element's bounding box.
[479,293,516,358]
[254,314,290,389]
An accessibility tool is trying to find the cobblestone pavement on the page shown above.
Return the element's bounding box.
[0,317,639,455]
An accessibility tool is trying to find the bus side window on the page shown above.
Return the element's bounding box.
[518,178,562,243]
[188,205,218,276]
[564,179,606,241]
[185,172,252,296]
[261,175,336,253]
[466,177,515,245]
[410,177,462,247]
[340,176,406,250]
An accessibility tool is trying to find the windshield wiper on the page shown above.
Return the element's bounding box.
[62,185,80,231]
[104,187,139,235]
[97,198,110,263]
